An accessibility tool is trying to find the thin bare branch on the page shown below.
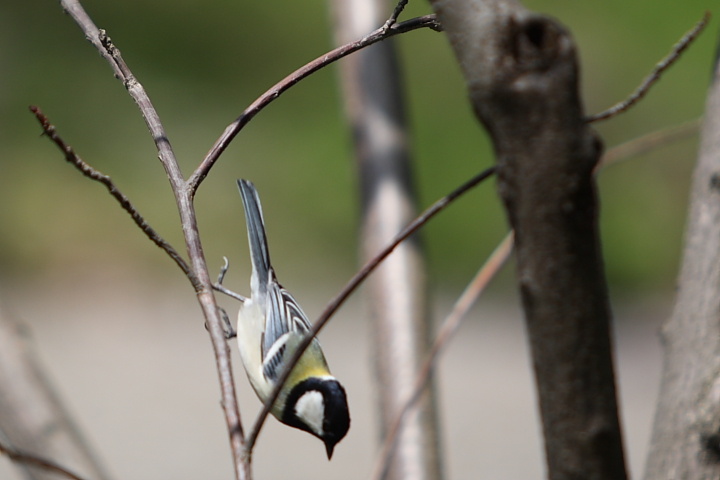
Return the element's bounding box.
[59,2,184,188]
[382,0,410,32]
[29,105,200,290]
[188,13,441,194]
[598,118,701,169]
[55,2,248,478]
[93,29,185,190]
[57,0,122,79]
[244,165,496,453]
[587,11,709,123]
[369,231,514,480]
[0,303,111,480]
[0,441,89,480]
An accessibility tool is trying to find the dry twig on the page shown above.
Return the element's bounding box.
[369,231,514,480]
[188,13,441,194]
[28,106,199,289]
[0,441,89,480]
[53,2,248,478]
[598,118,701,168]
[587,12,710,123]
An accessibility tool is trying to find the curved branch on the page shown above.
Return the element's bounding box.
[29,106,200,291]
[587,11,709,123]
[598,118,701,170]
[244,166,496,453]
[187,14,441,194]
[55,2,248,478]
[369,231,514,480]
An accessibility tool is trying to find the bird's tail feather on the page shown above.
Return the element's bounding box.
[237,179,271,299]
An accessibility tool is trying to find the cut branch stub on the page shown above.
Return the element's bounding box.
[427,1,627,479]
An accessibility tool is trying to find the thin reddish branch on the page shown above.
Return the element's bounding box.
[244,165,496,453]
[0,442,88,480]
[598,118,701,169]
[369,231,514,480]
[187,14,441,195]
[29,106,200,290]
[587,11,709,123]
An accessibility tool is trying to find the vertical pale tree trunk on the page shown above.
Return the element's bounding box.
[426,0,627,479]
[643,47,720,480]
[329,2,443,480]
[0,304,111,480]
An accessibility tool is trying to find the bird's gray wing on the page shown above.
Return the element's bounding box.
[261,281,312,381]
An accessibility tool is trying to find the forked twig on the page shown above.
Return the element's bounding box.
[53,2,248,478]
[188,13,441,194]
[370,231,515,480]
[244,166,497,453]
[28,106,200,290]
[587,11,710,123]
[382,0,410,32]
[0,441,89,480]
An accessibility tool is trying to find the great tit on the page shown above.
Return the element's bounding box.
[235,179,350,459]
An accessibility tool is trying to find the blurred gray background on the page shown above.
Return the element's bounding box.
[0,276,666,479]
[0,0,714,478]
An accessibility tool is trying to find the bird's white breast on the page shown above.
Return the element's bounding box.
[237,300,271,398]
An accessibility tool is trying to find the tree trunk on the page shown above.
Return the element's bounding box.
[425,1,628,479]
[643,44,720,480]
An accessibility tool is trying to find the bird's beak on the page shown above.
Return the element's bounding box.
[325,441,335,460]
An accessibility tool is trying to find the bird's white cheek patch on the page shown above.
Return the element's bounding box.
[295,391,325,436]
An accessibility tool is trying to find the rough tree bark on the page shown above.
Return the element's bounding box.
[329,1,443,480]
[425,1,627,479]
[643,45,720,480]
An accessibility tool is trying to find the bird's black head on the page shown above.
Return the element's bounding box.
[282,377,350,459]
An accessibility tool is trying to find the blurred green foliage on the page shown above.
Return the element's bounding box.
[0,0,715,292]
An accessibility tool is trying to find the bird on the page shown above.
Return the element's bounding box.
[235,179,350,459]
